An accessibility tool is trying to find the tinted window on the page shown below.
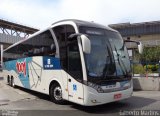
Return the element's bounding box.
[4,30,55,61]
[53,25,75,70]
[53,25,67,70]
[68,41,82,80]
[53,25,83,80]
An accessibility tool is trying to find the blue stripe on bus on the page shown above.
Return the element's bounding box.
[4,57,32,89]
[43,56,61,70]
[4,56,61,89]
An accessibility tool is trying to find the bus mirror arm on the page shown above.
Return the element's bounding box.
[68,33,83,41]
[124,40,143,54]
[124,40,139,44]
[68,33,91,54]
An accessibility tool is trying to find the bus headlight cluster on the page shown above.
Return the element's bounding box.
[87,82,104,93]
[97,87,104,93]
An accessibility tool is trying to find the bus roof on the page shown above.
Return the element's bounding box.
[52,19,117,32]
[4,19,118,52]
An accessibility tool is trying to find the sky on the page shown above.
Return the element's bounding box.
[0,0,160,29]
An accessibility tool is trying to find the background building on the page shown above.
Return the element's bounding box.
[110,21,160,76]
[109,21,160,59]
[109,21,160,47]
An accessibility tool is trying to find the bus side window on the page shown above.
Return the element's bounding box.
[67,41,83,81]
[25,30,56,57]
[53,25,83,81]
[53,25,67,70]
[66,25,83,80]
[4,30,56,61]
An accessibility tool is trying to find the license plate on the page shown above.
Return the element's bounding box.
[114,93,122,99]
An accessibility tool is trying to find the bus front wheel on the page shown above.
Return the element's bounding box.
[49,83,64,104]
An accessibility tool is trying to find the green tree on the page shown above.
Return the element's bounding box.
[140,46,160,63]
[133,46,160,73]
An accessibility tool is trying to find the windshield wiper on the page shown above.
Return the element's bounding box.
[113,45,128,76]
[88,73,131,85]
[94,75,131,84]
[103,45,116,78]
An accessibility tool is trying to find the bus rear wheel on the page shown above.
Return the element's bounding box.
[7,76,10,85]
[11,77,15,88]
[49,83,64,104]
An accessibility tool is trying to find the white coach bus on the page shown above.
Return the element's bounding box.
[2,19,143,106]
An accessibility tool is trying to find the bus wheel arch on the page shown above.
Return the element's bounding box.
[49,80,64,104]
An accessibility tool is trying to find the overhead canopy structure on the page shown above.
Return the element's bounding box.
[0,19,39,38]
[109,21,160,37]
[0,18,39,51]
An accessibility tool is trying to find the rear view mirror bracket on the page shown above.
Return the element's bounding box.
[124,40,143,54]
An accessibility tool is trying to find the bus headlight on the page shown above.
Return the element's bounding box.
[97,86,104,93]
[87,82,104,93]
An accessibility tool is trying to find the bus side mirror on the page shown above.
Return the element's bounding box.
[138,42,143,54]
[124,40,143,54]
[81,35,91,54]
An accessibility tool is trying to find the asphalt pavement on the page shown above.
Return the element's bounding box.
[0,79,160,116]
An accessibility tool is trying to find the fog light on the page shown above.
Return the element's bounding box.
[91,99,97,103]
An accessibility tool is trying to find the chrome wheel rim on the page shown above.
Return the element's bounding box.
[54,86,62,100]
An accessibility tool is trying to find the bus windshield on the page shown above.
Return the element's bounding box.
[79,27,131,83]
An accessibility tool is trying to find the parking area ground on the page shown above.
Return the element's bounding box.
[0,80,160,116]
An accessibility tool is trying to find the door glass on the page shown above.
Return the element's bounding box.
[66,25,83,81]
[53,25,67,70]
[68,41,83,81]
[53,25,83,81]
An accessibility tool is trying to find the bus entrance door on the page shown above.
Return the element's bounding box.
[67,75,84,105]
[67,41,84,105]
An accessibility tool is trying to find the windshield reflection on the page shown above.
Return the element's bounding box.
[85,35,116,77]
[79,26,131,82]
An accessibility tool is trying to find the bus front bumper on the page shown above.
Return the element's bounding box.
[83,86,133,106]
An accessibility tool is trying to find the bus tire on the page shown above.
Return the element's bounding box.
[7,76,10,85]
[49,83,64,104]
[9,76,12,86]
[11,76,15,88]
